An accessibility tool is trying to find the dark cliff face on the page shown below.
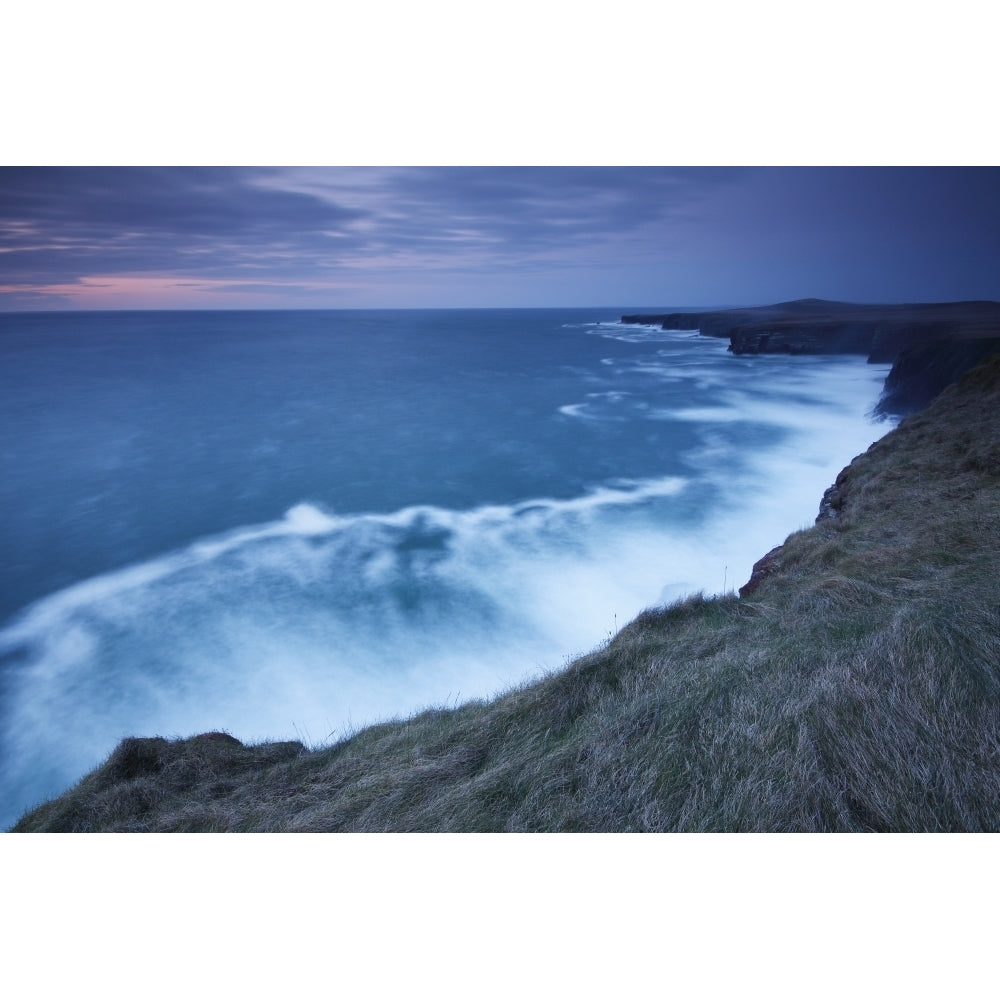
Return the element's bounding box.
[728,320,881,355]
[876,338,1000,416]
[622,299,1000,418]
[621,313,702,329]
[622,300,1000,358]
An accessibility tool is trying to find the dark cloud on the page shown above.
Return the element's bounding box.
[0,167,363,235]
[0,167,754,295]
[352,166,749,253]
[0,167,369,283]
[1,166,998,307]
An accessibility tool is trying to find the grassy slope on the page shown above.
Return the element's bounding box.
[14,357,1000,832]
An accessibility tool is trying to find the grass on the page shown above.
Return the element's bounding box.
[13,356,1000,832]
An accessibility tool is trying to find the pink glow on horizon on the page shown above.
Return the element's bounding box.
[0,274,371,310]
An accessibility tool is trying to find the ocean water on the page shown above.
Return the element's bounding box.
[0,308,893,827]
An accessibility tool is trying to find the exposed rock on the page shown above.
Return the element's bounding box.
[730,320,898,356]
[875,337,1000,416]
[739,545,784,597]
[817,469,851,521]
[817,486,841,521]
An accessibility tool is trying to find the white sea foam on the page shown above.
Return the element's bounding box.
[586,322,709,344]
[0,474,699,822]
[0,341,896,829]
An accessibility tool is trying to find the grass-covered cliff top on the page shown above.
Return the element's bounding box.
[14,356,1000,831]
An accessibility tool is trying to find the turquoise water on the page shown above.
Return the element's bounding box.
[0,309,892,826]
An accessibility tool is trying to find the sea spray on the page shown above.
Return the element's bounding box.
[0,309,894,826]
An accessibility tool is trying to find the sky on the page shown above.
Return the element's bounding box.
[2,166,998,311]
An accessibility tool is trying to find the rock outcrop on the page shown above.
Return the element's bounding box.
[875,337,1000,416]
[816,470,851,522]
[738,544,784,597]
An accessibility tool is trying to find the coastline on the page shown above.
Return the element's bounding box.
[10,301,1000,831]
[624,298,1000,415]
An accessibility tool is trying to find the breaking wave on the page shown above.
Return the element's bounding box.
[0,309,895,827]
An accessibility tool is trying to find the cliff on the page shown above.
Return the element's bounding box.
[14,353,1000,832]
[624,298,1000,416]
[876,336,1000,415]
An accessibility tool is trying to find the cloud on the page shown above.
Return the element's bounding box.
[0,167,746,284]
[280,166,749,259]
[1,167,998,308]
[1,167,364,236]
[0,167,369,284]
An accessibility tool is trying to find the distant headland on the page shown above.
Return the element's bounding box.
[622,298,1000,415]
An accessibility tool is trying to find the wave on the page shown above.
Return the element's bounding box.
[586,323,709,344]
[559,320,705,343]
[0,348,895,829]
[0,475,699,825]
[1,478,690,640]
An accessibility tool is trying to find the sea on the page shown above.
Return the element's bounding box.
[0,308,894,828]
